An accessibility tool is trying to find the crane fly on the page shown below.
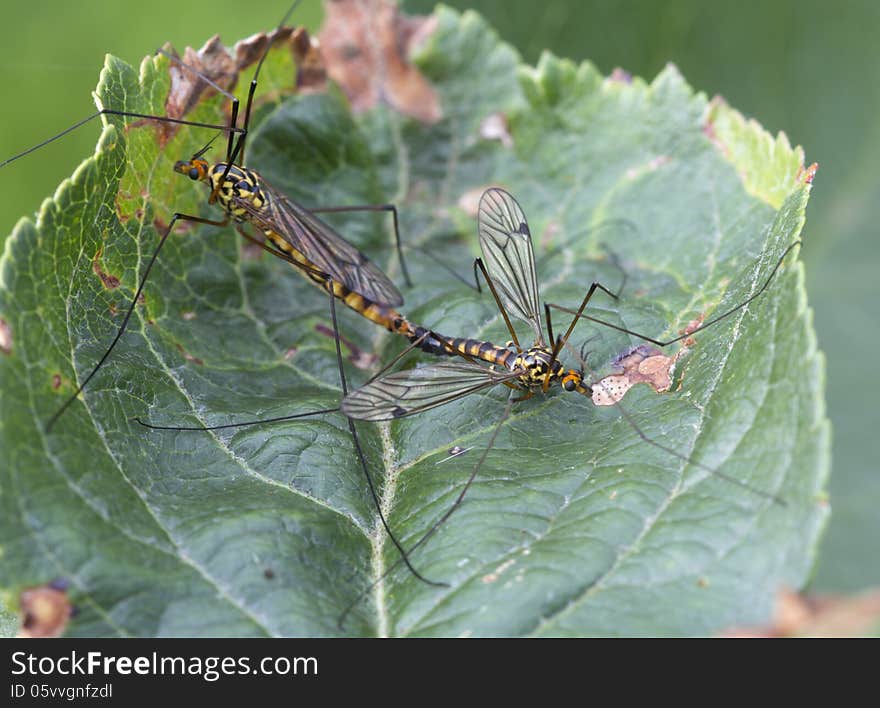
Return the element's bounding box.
[0,0,427,433]
[0,0,468,590]
[335,186,799,626]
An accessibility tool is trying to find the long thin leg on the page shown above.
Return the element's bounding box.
[407,242,481,292]
[135,407,341,432]
[47,212,229,431]
[536,216,640,274]
[156,47,241,164]
[599,243,628,299]
[538,279,619,387]
[338,397,516,630]
[547,241,802,349]
[233,225,337,282]
[308,203,412,288]
[557,281,620,352]
[1,111,241,169]
[544,303,556,347]
[325,290,445,587]
[564,340,786,506]
[134,328,465,432]
[213,0,304,185]
[138,287,444,587]
[236,0,305,166]
[474,258,521,349]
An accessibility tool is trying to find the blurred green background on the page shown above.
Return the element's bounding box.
[0,0,875,593]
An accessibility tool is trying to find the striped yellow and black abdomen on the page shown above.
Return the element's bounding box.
[263,228,467,357]
[439,336,516,368]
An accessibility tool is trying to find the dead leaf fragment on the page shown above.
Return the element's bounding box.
[291,27,328,92]
[319,0,441,123]
[165,35,238,126]
[722,587,880,638]
[18,581,74,638]
[591,343,686,406]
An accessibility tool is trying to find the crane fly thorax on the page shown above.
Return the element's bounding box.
[511,346,592,395]
[208,163,267,221]
[513,346,564,388]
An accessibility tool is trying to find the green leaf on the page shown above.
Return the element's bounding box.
[0,6,827,637]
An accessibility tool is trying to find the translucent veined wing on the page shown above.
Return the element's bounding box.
[234,177,404,307]
[341,360,523,422]
[478,187,544,344]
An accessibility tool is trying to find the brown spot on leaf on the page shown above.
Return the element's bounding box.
[314,323,378,370]
[263,568,276,580]
[722,587,880,638]
[800,161,819,185]
[481,559,516,584]
[625,155,670,180]
[680,313,705,336]
[319,0,441,124]
[92,247,121,290]
[182,311,197,321]
[114,189,136,223]
[0,318,11,355]
[480,112,513,148]
[52,374,62,390]
[18,581,73,638]
[591,343,687,406]
[175,343,204,366]
[284,346,299,360]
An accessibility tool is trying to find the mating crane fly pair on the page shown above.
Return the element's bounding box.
[1,0,465,588]
[3,0,799,619]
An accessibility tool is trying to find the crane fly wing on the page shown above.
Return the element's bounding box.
[478,187,544,344]
[341,361,522,422]
[233,180,404,307]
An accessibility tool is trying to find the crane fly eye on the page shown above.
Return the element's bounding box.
[188,167,200,180]
[563,378,576,392]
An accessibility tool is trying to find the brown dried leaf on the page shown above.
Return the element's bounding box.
[18,581,74,638]
[319,0,441,123]
[160,25,311,146]
[291,27,328,92]
[591,343,685,407]
[722,587,880,638]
